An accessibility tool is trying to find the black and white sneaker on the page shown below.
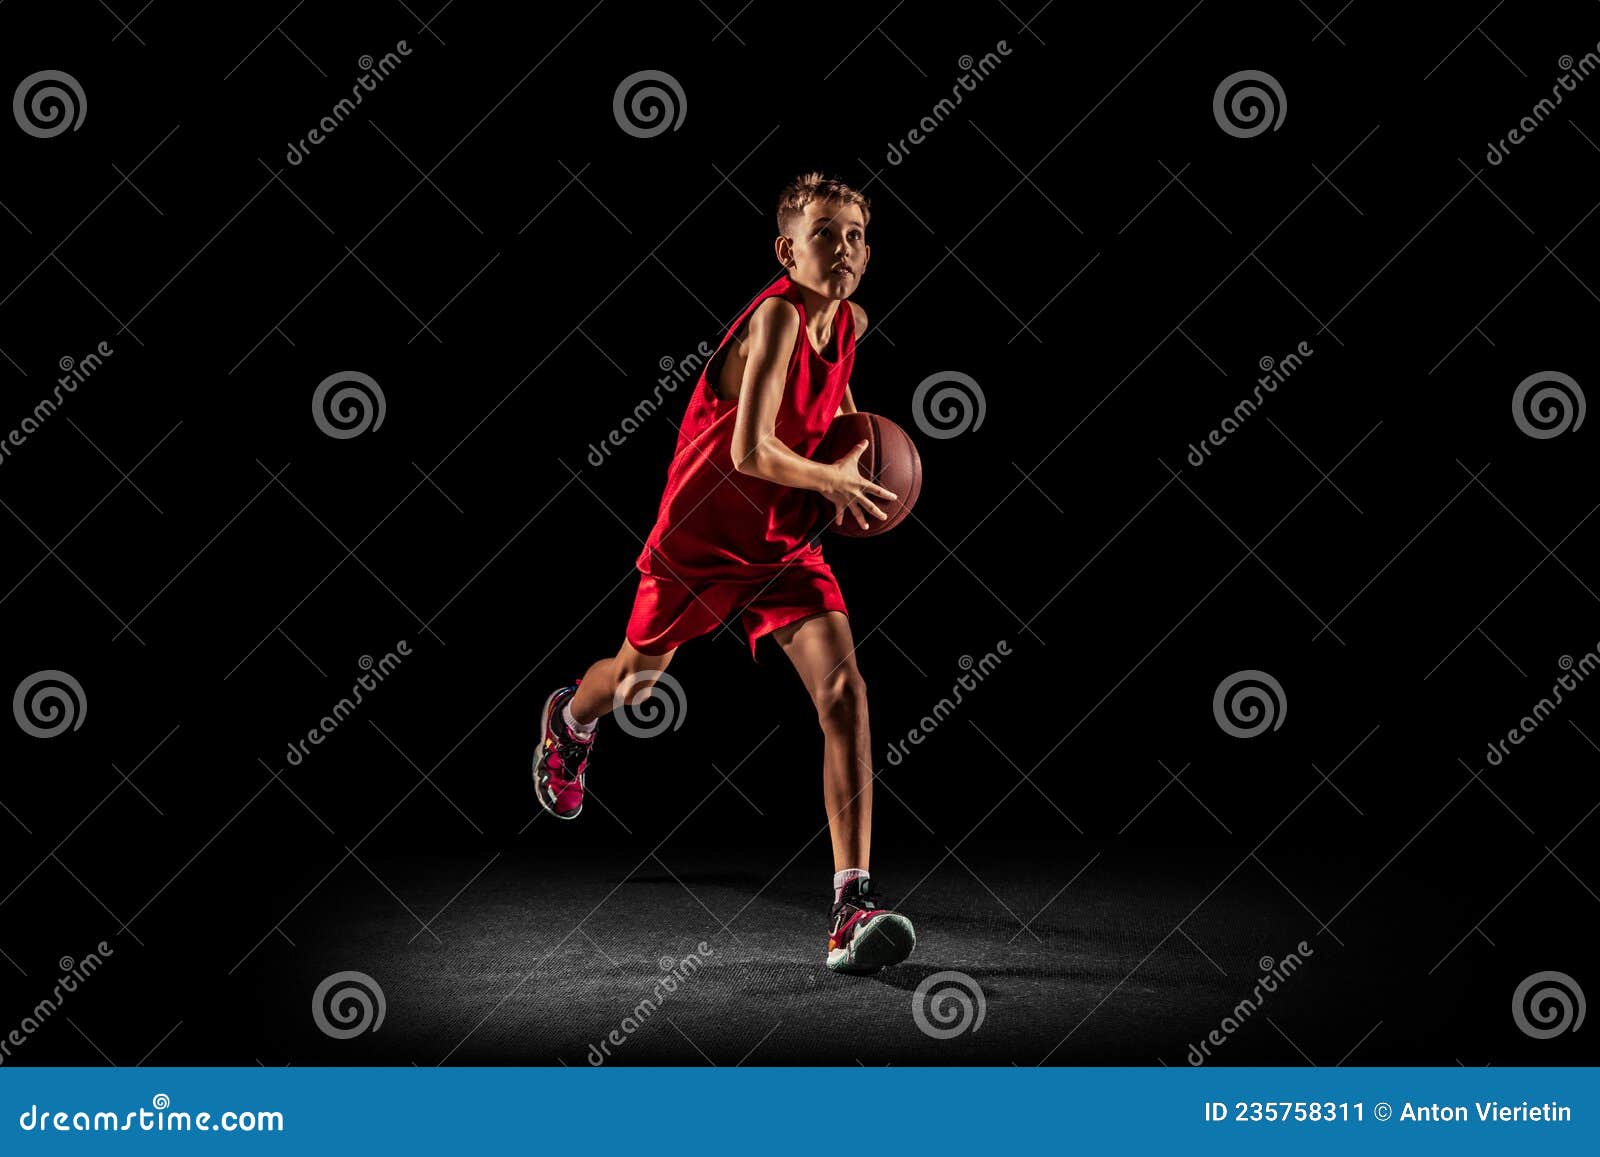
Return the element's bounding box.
[827,877,916,974]
[532,682,593,820]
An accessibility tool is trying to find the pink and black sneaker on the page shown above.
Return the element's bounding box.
[533,683,594,820]
[827,877,916,974]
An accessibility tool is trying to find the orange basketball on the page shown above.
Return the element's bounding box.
[812,412,924,537]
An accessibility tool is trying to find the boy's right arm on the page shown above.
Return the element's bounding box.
[730,298,897,531]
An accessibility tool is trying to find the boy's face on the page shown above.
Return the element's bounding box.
[777,198,870,300]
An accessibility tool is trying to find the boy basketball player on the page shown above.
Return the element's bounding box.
[532,173,916,974]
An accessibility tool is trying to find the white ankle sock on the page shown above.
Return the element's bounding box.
[562,701,596,738]
[833,868,869,903]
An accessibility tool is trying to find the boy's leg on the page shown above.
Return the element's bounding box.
[535,573,716,819]
[568,639,676,724]
[772,609,915,973]
[770,611,870,871]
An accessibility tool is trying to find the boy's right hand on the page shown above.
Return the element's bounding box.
[822,440,900,531]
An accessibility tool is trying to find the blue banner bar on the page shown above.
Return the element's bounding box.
[2,1068,1595,1153]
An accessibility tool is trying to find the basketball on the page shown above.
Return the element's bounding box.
[813,411,924,537]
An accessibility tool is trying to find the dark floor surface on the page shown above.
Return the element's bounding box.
[175,840,1570,1066]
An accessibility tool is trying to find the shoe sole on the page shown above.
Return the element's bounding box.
[827,913,917,975]
[532,687,582,821]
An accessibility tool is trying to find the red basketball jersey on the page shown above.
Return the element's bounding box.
[637,275,855,582]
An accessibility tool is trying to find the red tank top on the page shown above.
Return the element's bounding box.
[637,274,855,582]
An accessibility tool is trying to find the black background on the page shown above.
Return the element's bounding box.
[1,0,1596,1064]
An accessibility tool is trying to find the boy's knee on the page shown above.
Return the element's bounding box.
[613,642,670,680]
[814,668,867,731]
[610,646,671,705]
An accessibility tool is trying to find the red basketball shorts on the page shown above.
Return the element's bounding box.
[626,564,848,661]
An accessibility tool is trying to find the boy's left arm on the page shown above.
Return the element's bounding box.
[836,303,867,416]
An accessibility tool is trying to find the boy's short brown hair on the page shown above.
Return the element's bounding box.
[775,171,872,236]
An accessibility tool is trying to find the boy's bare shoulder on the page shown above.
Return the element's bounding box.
[751,295,801,326]
[741,295,802,346]
[849,301,868,334]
